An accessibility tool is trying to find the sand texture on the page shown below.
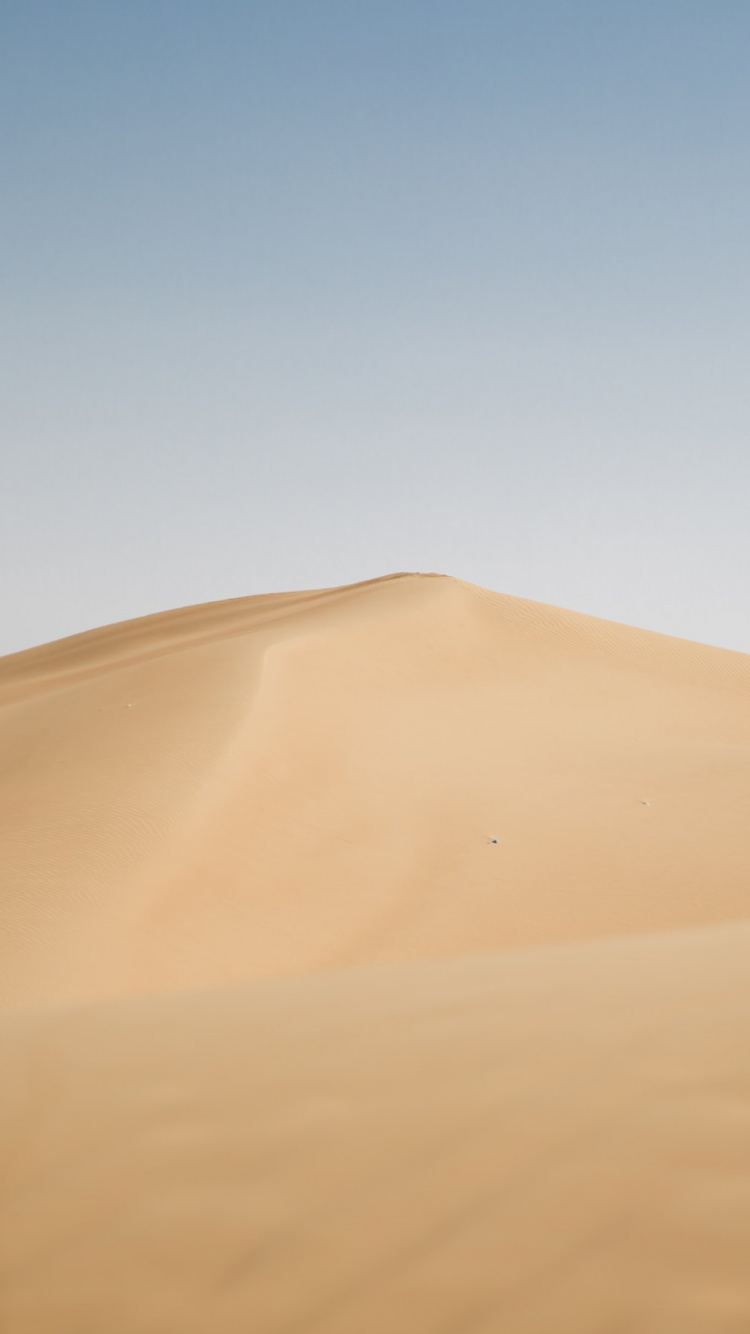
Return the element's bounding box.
[2,572,750,1331]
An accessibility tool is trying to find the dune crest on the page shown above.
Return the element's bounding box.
[2,573,749,1011]
[2,574,750,1332]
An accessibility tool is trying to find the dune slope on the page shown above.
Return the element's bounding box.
[1,572,749,1009]
[1,573,750,1331]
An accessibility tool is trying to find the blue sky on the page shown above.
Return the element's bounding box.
[2,2,749,652]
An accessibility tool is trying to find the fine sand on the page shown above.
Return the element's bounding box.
[1,572,750,1331]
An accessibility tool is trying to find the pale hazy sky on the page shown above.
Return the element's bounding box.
[2,2,749,655]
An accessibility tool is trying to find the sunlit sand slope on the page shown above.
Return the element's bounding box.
[1,573,750,1333]
[1,573,749,1010]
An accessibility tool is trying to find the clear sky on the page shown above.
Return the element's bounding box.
[2,1,749,655]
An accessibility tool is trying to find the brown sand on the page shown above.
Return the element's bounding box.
[1,572,750,1330]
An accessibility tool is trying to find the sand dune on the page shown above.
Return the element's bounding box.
[2,573,750,1330]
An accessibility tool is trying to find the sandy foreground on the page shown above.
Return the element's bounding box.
[1,572,750,1331]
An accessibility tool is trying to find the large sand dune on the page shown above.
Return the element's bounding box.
[2,573,750,1330]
